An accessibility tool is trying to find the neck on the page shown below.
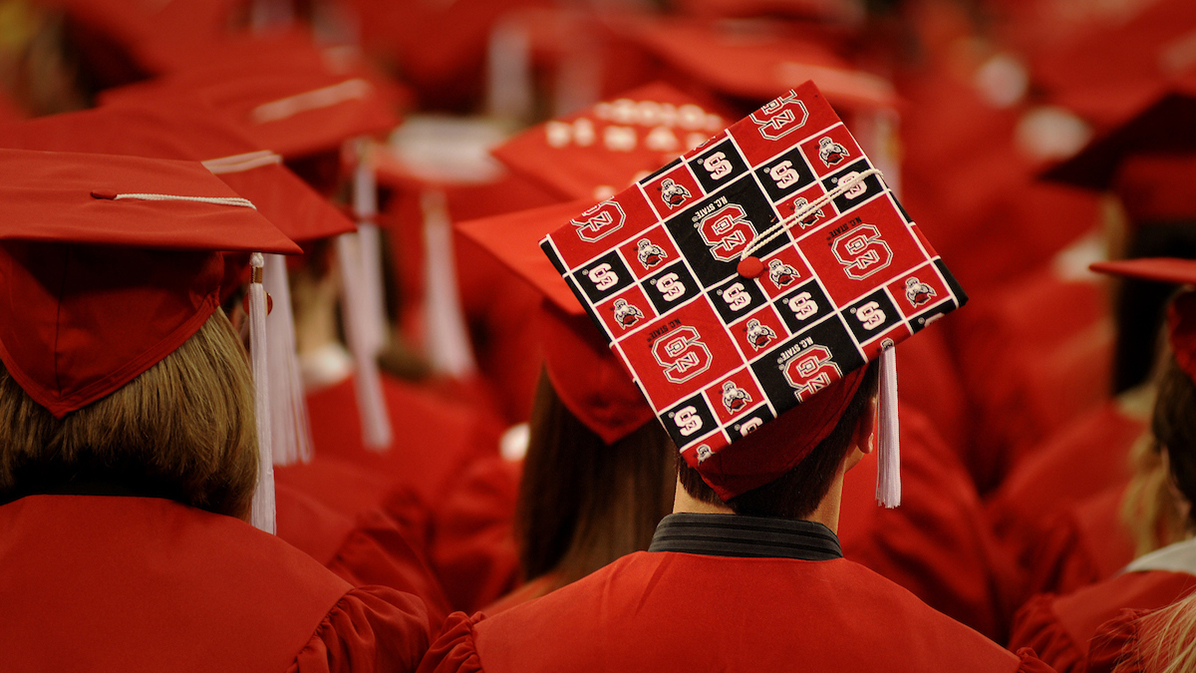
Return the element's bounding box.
[670,459,849,534]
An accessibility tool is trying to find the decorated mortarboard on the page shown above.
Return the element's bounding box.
[0,147,301,532]
[491,81,736,202]
[1091,257,1196,384]
[539,81,967,502]
[458,200,656,444]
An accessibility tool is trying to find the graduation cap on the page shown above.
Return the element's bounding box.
[1042,70,1196,224]
[1091,257,1196,384]
[0,95,362,469]
[539,81,967,503]
[103,48,405,449]
[612,16,896,110]
[457,201,656,444]
[0,147,301,532]
[490,80,736,202]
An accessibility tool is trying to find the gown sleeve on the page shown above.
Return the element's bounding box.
[1015,647,1062,673]
[415,611,487,673]
[1084,609,1148,673]
[1008,594,1086,673]
[290,586,431,673]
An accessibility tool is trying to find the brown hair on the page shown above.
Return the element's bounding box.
[0,309,259,518]
[678,360,880,520]
[515,369,675,589]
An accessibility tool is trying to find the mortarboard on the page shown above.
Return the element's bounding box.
[490,81,736,202]
[0,95,360,468]
[103,47,405,449]
[0,147,301,531]
[612,16,896,110]
[457,200,655,444]
[539,81,967,503]
[1042,70,1196,224]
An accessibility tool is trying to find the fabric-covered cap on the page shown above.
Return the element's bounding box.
[539,81,966,501]
[457,200,656,442]
[0,148,299,418]
[1091,257,1196,384]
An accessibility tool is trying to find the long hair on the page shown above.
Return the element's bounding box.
[1113,591,1196,673]
[0,310,259,519]
[515,369,675,589]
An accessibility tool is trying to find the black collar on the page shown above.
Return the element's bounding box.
[647,512,842,561]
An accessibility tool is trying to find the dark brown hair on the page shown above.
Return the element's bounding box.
[1152,355,1196,532]
[678,361,880,520]
[0,310,259,518]
[515,369,676,588]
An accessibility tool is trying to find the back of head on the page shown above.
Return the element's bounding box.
[677,360,879,519]
[0,310,258,518]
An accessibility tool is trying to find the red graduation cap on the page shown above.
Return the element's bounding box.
[1091,257,1196,385]
[100,36,403,161]
[1042,70,1196,223]
[0,147,299,419]
[490,81,737,202]
[457,200,655,444]
[539,81,967,502]
[0,94,355,243]
[612,16,896,110]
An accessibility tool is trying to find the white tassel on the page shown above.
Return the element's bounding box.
[336,232,393,450]
[352,144,389,357]
[875,345,900,508]
[263,254,313,466]
[421,189,478,377]
[248,252,277,534]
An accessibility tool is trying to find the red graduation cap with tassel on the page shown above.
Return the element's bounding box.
[0,147,301,533]
[539,81,968,505]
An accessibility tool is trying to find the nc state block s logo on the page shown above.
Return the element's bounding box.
[652,325,711,384]
[697,203,754,262]
[782,344,841,402]
[751,91,809,141]
[571,200,625,243]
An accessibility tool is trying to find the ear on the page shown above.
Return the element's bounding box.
[853,395,878,455]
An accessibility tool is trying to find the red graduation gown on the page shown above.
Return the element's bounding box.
[987,397,1147,580]
[0,495,430,672]
[419,514,1050,673]
[839,405,1019,640]
[305,372,502,505]
[1009,569,1196,673]
[1084,608,1157,673]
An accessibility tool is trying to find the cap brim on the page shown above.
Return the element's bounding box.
[456,199,596,315]
[1089,257,1196,285]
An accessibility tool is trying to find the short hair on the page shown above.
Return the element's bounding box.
[516,369,676,588]
[677,360,880,520]
[0,309,259,518]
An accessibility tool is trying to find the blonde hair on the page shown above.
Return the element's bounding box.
[0,309,258,518]
[1114,591,1196,673]
[1122,433,1190,558]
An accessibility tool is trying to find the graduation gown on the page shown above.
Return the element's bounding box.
[0,495,430,673]
[1009,538,1196,673]
[840,405,1019,640]
[418,513,1051,673]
